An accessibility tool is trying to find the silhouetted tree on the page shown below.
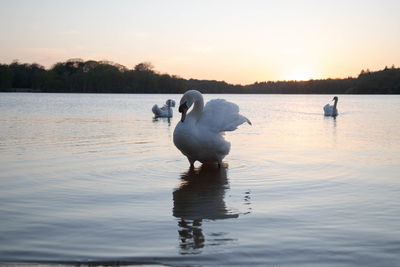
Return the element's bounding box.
[0,64,13,90]
[134,62,154,72]
[0,59,399,94]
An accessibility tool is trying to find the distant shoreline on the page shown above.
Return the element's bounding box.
[2,90,400,95]
[1,60,399,94]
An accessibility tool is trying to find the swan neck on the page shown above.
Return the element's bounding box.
[190,92,204,119]
[193,98,204,113]
[333,99,338,112]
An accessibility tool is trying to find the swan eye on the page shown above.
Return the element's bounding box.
[179,102,188,113]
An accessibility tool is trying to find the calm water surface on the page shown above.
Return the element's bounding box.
[0,93,400,266]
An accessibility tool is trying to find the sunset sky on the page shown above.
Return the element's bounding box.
[1,0,399,84]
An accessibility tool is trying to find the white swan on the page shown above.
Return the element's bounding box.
[324,96,339,117]
[152,99,175,118]
[173,90,251,167]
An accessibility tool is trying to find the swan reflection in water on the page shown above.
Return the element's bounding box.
[173,164,239,254]
[152,116,171,126]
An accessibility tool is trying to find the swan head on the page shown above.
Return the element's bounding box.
[332,96,338,102]
[166,99,175,107]
[178,90,202,122]
[178,102,188,122]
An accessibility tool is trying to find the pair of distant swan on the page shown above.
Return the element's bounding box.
[173,90,338,167]
[152,99,175,118]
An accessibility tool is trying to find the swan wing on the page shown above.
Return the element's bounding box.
[200,99,251,132]
[324,104,333,115]
[152,104,162,116]
[324,104,339,116]
[152,104,172,117]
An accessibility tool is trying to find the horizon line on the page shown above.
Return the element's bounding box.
[2,58,398,86]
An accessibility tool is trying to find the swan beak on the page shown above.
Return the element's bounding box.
[180,109,187,122]
[179,102,188,122]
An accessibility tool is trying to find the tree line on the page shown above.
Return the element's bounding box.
[1,59,399,94]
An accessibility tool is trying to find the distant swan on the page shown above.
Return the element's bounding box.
[152,99,175,118]
[173,90,251,167]
[324,96,339,117]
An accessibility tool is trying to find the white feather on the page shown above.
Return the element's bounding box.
[200,99,251,132]
[173,90,251,166]
[152,99,175,118]
[323,96,339,117]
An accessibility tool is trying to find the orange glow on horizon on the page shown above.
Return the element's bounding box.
[283,68,316,82]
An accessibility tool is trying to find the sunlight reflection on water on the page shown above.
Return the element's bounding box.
[0,93,400,266]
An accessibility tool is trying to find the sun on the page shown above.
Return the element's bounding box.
[285,69,314,81]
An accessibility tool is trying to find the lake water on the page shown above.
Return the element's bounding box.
[0,93,400,266]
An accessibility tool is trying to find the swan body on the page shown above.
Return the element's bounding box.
[152,99,175,118]
[173,90,251,167]
[324,96,339,116]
